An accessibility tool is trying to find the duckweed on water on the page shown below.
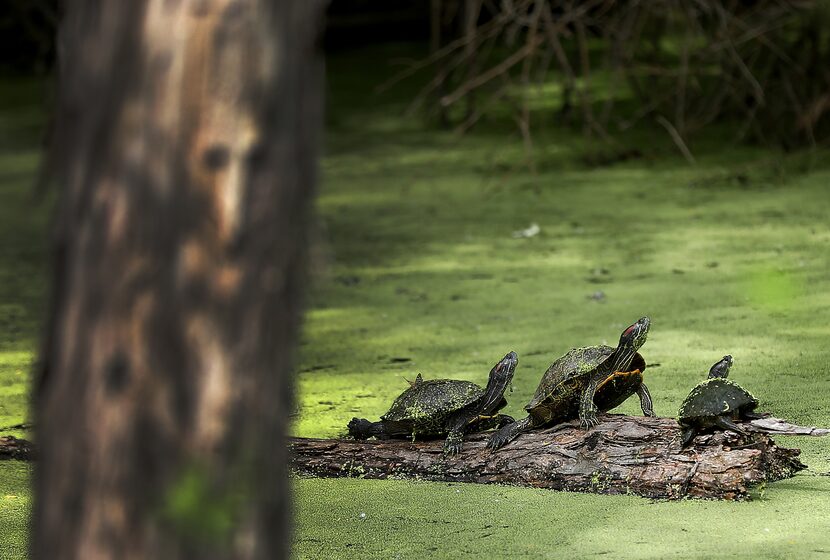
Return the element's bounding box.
[2,49,830,560]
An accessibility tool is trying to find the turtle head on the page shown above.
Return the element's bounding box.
[479,351,518,412]
[491,351,518,382]
[618,316,650,353]
[708,355,733,379]
[611,317,650,372]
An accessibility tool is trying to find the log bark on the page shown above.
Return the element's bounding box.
[289,414,809,500]
[33,2,324,559]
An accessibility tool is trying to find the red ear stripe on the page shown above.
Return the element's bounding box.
[623,325,637,337]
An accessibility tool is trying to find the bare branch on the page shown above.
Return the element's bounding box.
[656,115,697,164]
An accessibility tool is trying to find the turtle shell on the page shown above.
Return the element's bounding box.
[382,379,483,424]
[678,378,758,421]
[525,345,645,424]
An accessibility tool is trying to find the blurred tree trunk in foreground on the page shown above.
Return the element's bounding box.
[33,1,323,559]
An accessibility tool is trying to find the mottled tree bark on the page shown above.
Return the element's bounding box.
[34,2,323,559]
[290,415,810,501]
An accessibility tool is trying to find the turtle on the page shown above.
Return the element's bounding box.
[348,351,518,455]
[488,316,652,450]
[677,355,764,448]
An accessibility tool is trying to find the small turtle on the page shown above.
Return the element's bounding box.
[348,351,518,455]
[677,355,764,447]
[488,317,652,450]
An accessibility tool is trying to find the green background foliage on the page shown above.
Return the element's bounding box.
[2,47,830,559]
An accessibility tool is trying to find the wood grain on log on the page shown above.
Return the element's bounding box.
[748,417,830,436]
[290,414,807,500]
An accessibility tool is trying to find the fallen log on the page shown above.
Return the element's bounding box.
[2,415,820,499]
[748,417,830,436]
[0,435,36,461]
[290,414,815,500]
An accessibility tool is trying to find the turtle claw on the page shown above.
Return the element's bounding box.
[443,441,462,457]
[487,433,507,451]
[443,432,464,456]
[487,424,517,451]
[580,414,600,430]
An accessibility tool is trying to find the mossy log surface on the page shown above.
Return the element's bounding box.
[290,414,810,500]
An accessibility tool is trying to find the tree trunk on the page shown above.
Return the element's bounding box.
[34,2,323,559]
[289,415,810,501]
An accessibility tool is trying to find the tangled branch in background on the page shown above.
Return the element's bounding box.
[392,0,830,164]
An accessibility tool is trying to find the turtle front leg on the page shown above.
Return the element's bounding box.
[443,428,465,456]
[443,413,473,456]
[636,383,656,417]
[445,411,516,453]
[714,415,748,436]
[579,373,605,429]
[679,426,697,448]
[487,416,533,450]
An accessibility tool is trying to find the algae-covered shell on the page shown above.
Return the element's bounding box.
[527,346,613,410]
[678,378,758,421]
[382,379,483,422]
[526,345,646,412]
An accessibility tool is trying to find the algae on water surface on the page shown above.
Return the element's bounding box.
[2,49,830,560]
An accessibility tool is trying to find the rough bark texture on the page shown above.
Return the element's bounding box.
[290,415,808,500]
[33,2,323,559]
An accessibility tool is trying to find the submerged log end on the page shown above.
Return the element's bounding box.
[289,415,807,501]
[0,435,36,461]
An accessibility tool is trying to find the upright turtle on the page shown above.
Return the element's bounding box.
[488,317,652,450]
[678,355,764,448]
[348,351,518,455]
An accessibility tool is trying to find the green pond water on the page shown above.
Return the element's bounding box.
[2,47,830,559]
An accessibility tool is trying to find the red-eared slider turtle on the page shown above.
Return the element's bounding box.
[678,355,763,447]
[348,351,518,455]
[488,317,652,450]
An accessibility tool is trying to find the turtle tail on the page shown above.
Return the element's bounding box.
[348,417,386,440]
